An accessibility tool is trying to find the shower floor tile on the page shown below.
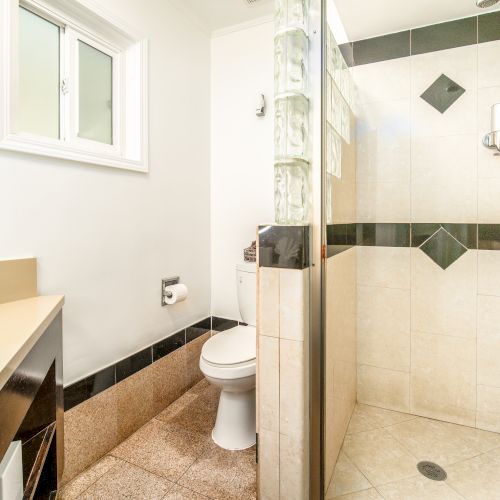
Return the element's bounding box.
[327,404,500,499]
[60,380,256,499]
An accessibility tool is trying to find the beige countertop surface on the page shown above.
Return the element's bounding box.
[0,295,64,390]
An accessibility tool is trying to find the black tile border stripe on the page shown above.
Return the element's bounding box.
[63,315,247,411]
[326,223,500,254]
[342,11,500,67]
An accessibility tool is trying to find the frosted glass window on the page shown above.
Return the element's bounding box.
[19,7,60,138]
[78,41,113,145]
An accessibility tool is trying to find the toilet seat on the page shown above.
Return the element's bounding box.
[200,325,256,380]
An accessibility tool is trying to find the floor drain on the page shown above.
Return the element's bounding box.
[417,461,447,481]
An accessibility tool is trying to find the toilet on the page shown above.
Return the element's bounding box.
[199,262,256,450]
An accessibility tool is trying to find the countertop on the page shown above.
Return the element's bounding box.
[0,295,64,390]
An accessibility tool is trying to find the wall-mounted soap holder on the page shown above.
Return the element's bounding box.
[161,276,179,306]
[483,103,500,156]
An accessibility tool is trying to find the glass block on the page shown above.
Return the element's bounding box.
[331,85,342,136]
[332,45,342,89]
[275,28,308,95]
[276,0,309,32]
[326,124,342,177]
[19,7,60,139]
[340,61,350,103]
[326,73,333,126]
[275,94,309,160]
[274,159,310,224]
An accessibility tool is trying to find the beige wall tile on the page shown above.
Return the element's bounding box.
[477,86,500,180]
[353,57,410,104]
[478,336,500,388]
[478,178,500,223]
[280,339,307,437]
[357,365,410,413]
[478,250,500,296]
[411,46,477,137]
[357,286,410,372]
[259,429,280,500]
[356,99,411,184]
[279,433,308,500]
[279,269,308,341]
[411,332,476,426]
[258,267,280,337]
[63,386,119,484]
[478,294,500,339]
[411,249,477,339]
[478,40,500,89]
[357,181,410,223]
[258,335,279,432]
[477,385,500,433]
[411,134,477,223]
[332,179,356,224]
[357,247,410,290]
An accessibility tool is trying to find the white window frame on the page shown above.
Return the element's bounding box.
[0,0,149,172]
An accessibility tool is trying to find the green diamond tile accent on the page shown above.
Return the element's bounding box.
[419,227,467,270]
[420,74,465,114]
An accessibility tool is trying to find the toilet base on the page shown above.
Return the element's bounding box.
[212,388,256,451]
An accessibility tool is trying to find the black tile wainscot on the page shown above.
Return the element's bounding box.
[340,11,500,67]
[64,315,247,411]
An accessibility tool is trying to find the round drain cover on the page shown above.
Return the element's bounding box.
[417,461,447,481]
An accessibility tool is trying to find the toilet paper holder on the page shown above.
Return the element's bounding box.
[161,276,180,306]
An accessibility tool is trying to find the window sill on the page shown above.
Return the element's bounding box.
[0,135,148,172]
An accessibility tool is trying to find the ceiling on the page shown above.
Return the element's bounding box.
[334,0,500,41]
[172,0,274,33]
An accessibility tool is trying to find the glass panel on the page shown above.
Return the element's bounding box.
[78,41,112,145]
[19,7,60,138]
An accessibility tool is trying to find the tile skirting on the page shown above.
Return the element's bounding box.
[64,315,243,410]
[340,11,500,67]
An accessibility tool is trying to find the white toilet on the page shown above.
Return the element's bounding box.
[199,262,256,450]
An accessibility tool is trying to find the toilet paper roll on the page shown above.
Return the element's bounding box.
[164,283,188,305]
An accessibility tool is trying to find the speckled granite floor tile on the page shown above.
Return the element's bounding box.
[178,443,257,499]
[110,418,211,482]
[78,460,173,499]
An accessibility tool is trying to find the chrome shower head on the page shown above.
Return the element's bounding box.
[476,0,499,8]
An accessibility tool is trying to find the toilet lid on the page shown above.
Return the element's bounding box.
[202,325,256,365]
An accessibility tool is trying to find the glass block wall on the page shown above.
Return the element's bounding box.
[274,0,310,224]
[325,28,354,223]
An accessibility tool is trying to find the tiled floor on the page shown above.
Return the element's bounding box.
[326,404,500,499]
[60,380,256,499]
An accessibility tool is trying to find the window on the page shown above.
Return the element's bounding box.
[0,0,148,171]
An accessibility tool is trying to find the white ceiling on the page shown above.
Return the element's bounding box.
[334,0,500,41]
[172,0,274,34]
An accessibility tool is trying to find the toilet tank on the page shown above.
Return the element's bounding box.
[236,262,257,326]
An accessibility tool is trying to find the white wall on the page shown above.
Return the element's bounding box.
[0,0,211,385]
[210,21,275,320]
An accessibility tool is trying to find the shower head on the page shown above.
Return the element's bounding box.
[476,0,499,8]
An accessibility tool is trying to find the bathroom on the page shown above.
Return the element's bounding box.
[1,0,500,498]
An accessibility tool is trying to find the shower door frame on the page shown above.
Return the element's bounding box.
[308,0,326,498]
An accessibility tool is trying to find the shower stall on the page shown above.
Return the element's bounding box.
[319,1,500,499]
